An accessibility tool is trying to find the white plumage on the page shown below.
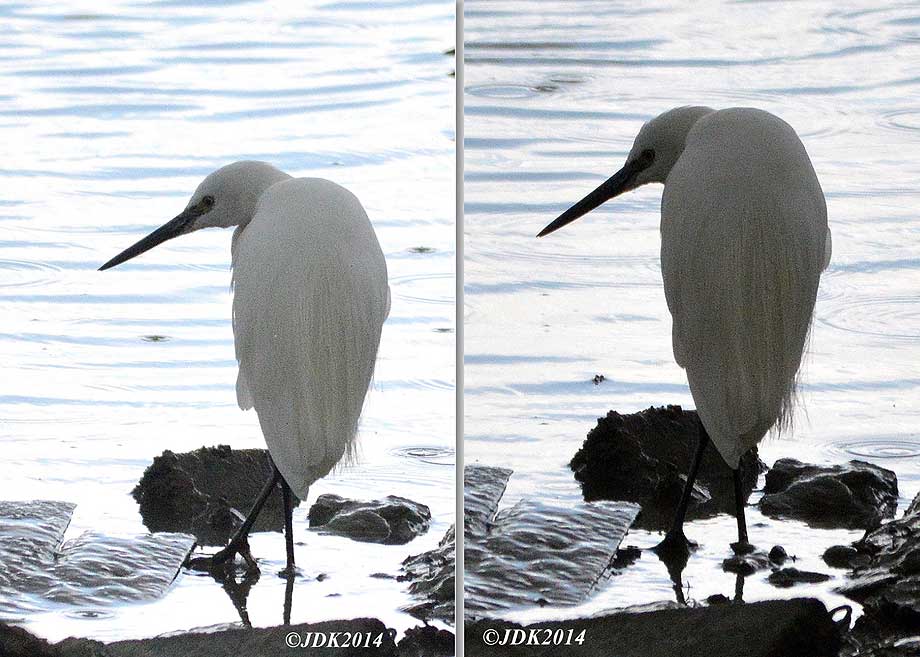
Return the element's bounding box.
[231,177,389,498]
[539,106,830,551]
[659,108,829,467]
[99,161,389,571]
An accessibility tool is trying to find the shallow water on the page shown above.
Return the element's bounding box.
[0,0,454,641]
[463,0,920,622]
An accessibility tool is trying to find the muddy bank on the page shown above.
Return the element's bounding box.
[569,406,764,529]
[0,619,454,657]
[465,598,841,657]
[133,446,294,546]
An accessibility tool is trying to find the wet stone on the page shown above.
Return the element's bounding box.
[0,501,194,616]
[838,490,920,629]
[401,465,513,624]
[824,544,866,569]
[768,545,788,564]
[465,493,639,619]
[760,458,898,530]
[768,567,832,588]
[465,598,841,657]
[308,494,430,545]
[2,618,454,657]
[464,465,512,538]
[396,625,455,657]
[400,525,455,622]
[133,445,298,546]
[722,550,771,576]
[842,613,920,657]
[569,405,764,530]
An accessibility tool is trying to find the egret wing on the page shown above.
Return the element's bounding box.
[231,178,389,498]
[661,109,828,466]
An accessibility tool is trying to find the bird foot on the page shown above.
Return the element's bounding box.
[277,565,301,579]
[653,531,698,559]
[191,538,260,579]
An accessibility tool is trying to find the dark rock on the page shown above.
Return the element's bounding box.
[2,619,455,657]
[722,550,771,576]
[465,497,638,619]
[399,525,455,622]
[768,545,788,564]
[0,621,58,657]
[0,501,194,610]
[768,568,832,588]
[705,593,730,605]
[308,494,430,545]
[760,458,897,530]
[464,465,512,538]
[569,406,764,529]
[110,618,396,656]
[842,612,920,657]
[824,544,866,569]
[611,545,642,570]
[133,446,298,546]
[396,625,454,657]
[838,490,920,626]
[465,598,841,657]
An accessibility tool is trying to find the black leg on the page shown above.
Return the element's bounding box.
[654,416,709,557]
[211,466,282,571]
[283,568,295,626]
[732,466,753,554]
[281,477,296,576]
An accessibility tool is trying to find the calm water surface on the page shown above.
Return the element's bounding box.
[0,0,454,641]
[464,0,920,622]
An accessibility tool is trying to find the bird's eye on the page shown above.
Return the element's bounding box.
[641,148,656,163]
[202,195,215,208]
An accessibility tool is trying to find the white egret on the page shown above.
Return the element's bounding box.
[100,161,390,575]
[538,107,831,557]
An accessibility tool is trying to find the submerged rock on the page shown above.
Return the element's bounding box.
[461,466,639,620]
[722,550,771,576]
[133,445,297,546]
[569,406,764,529]
[465,497,639,619]
[465,598,841,657]
[768,568,832,588]
[760,458,897,530]
[308,494,430,545]
[0,501,194,614]
[464,465,512,538]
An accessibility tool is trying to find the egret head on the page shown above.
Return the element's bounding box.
[537,106,714,237]
[99,161,289,271]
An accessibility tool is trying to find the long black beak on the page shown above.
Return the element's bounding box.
[99,208,199,271]
[537,158,645,237]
